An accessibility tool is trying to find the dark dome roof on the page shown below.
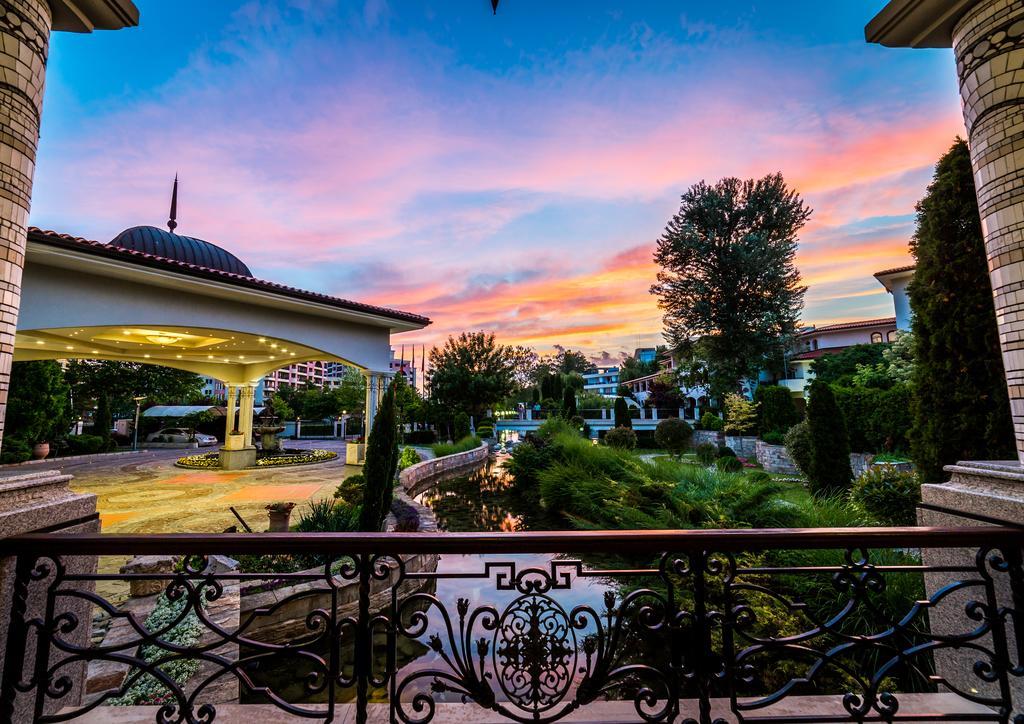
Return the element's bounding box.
[109,226,252,277]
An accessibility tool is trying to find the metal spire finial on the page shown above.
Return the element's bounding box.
[167,174,179,233]
[491,0,499,14]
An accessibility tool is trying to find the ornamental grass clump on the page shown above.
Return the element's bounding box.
[398,446,422,471]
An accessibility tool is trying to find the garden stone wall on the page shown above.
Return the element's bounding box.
[850,452,874,478]
[400,442,489,496]
[692,430,724,448]
[755,441,800,475]
[724,435,757,458]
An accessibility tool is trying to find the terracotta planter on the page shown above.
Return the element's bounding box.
[266,503,296,532]
[346,442,366,466]
[31,442,49,460]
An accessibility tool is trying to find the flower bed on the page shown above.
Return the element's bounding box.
[176,448,337,469]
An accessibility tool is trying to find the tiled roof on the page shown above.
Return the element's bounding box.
[873,264,915,278]
[797,317,896,336]
[790,346,852,361]
[26,227,431,327]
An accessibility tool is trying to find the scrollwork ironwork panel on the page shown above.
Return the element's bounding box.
[0,528,1019,723]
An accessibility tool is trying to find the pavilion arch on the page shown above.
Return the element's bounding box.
[15,226,430,462]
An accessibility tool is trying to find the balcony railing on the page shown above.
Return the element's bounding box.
[0,527,1021,723]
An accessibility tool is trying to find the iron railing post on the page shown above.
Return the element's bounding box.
[356,553,371,724]
[0,555,33,722]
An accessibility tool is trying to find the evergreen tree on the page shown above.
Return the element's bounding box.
[651,173,809,397]
[93,394,112,441]
[754,385,801,436]
[614,397,632,429]
[561,387,577,419]
[909,138,1015,483]
[359,379,399,532]
[805,381,853,495]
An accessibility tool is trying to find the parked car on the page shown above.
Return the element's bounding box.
[146,428,218,446]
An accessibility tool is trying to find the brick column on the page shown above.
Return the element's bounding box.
[953,0,1024,463]
[0,0,51,449]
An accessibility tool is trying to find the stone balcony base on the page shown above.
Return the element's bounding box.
[62,694,999,723]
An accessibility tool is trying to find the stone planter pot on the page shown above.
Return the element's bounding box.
[32,442,50,460]
[266,503,296,532]
[346,442,366,466]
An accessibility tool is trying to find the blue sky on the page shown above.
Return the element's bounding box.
[32,1,963,359]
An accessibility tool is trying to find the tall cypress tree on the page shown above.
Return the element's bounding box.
[561,387,577,419]
[359,379,399,532]
[805,381,853,496]
[909,139,1015,484]
[614,397,632,429]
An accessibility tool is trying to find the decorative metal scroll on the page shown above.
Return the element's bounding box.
[0,535,1021,723]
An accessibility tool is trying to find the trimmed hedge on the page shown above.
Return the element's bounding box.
[850,466,920,526]
[605,427,637,450]
[831,384,912,454]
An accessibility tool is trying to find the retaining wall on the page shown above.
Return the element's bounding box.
[755,441,800,475]
[724,435,757,458]
[692,430,724,448]
[400,442,490,496]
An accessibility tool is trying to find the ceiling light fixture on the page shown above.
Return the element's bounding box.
[145,334,183,346]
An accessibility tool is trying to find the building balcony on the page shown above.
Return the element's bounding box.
[778,378,808,394]
[0,526,1020,722]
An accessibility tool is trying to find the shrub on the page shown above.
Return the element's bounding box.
[700,412,724,431]
[717,446,736,458]
[850,466,921,526]
[66,434,106,455]
[715,456,743,473]
[761,430,785,445]
[334,473,364,502]
[695,442,717,466]
[390,498,420,532]
[806,381,853,495]
[784,421,811,476]
[754,385,801,436]
[431,435,483,458]
[832,384,913,454]
[397,447,422,471]
[475,424,495,439]
[562,388,578,419]
[605,427,637,450]
[0,438,32,464]
[614,397,632,429]
[655,417,693,456]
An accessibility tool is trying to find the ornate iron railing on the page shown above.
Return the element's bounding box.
[0,527,1021,723]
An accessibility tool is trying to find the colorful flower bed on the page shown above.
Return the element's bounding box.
[176,449,337,469]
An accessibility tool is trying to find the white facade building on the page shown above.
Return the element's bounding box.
[582,366,620,396]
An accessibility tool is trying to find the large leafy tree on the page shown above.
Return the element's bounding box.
[651,173,809,398]
[909,138,1015,483]
[811,344,888,388]
[427,332,519,416]
[64,360,203,417]
[6,361,71,444]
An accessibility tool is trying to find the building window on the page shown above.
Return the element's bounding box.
[887,330,898,342]
[871,332,883,344]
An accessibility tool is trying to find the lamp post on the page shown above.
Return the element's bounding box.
[132,396,146,450]
[340,410,348,440]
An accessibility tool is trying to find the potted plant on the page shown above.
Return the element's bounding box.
[346,436,367,466]
[266,502,296,532]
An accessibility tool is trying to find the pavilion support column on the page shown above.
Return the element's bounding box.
[363,372,378,435]
[223,385,238,447]
[953,0,1024,463]
[0,0,52,450]
[238,385,256,447]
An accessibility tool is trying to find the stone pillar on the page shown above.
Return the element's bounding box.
[952,0,1024,463]
[223,384,237,445]
[363,372,377,434]
[0,0,52,450]
[238,385,255,447]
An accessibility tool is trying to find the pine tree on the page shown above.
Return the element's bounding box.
[910,138,1015,483]
[359,379,399,532]
[614,397,632,429]
[805,381,853,495]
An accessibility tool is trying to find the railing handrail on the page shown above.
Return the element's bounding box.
[2,525,1021,556]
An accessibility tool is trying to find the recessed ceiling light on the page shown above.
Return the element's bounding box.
[207,355,214,359]
[258,337,266,343]
[176,354,182,359]
[239,355,245,360]
[65,345,74,350]
[35,340,43,345]
[144,354,151,358]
